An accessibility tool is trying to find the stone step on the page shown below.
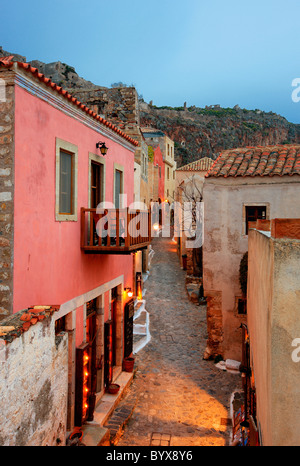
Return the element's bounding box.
[133,299,145,320]
[81,424,110,446]
[92,371,134,427]
[104,382,139,445]
[133,323,147,335]
[133,309,147,335]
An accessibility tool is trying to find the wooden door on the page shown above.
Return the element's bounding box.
[90,161,103,245]
[86,307,97,389]
[91,161,102,208]
[104,321,113,389]
[111,298,117,367]
[75,342,92,426]
[86,302,97,421]
[124,299,134,358]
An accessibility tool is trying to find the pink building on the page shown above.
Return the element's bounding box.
[154,145,165,202]
[0,57,150,440]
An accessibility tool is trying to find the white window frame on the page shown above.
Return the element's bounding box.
[55,138,78,221]
[113,163,124,209]
[242,202,270,237]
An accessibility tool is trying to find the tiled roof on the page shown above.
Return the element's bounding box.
[141,127,165,136]
[205,145,300,178]
[0,305,60,343]
[177,157,214,172]
[0,57,138,147]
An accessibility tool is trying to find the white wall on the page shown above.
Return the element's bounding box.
[0,314,68,446]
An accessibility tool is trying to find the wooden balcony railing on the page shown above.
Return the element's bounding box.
[81,208,152,254]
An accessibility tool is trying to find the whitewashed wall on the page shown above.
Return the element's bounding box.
[0,314,68,446]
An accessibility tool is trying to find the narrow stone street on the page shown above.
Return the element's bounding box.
[118,235,241,447]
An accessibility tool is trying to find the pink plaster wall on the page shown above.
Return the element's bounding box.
[154,146,165,201]
[13,85,134,313]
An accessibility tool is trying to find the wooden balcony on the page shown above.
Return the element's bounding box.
[81,207,152,254]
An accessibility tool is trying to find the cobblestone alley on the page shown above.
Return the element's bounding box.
[117,235,241,447]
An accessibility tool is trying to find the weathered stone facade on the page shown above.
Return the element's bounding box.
[0,69,15,319]
[147,161,159,202]
[69,86,140,130]
[203,152,300,361]
[0,306,68,446]
[204,291,223,360]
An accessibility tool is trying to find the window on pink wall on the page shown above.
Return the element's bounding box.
[59,150,74,215]
[55,137,78,222]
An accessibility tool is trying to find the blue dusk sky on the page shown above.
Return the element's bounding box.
[2,0,300,123]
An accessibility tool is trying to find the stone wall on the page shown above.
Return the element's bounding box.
[69,86,140,130]
[247,226,300,445]
[0,69,15,319]
[0,306,68,446]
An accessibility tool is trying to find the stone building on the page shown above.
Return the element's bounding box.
[202,145,300,361]
[69,83,154,281]
[175,157,214,271]
[67,84,151,203]
[147,145,164,205]
[141,127,177,203]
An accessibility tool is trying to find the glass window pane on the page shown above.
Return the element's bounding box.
[115,170,122,209]
[60,150,73,214]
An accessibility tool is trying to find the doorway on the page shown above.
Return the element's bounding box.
[104,286,120,389]
[90,160,104,245]
[91,161,103,209]
[74,298,98,425]
[103,285,124,389]
[104,320,113,389]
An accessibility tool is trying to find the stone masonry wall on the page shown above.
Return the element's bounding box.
[0,306,68,446]
[204,291,223,360]
[69,86,140,130]
[0,69,15,319]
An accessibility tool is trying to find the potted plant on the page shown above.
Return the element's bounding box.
[123,356,135,372]
[108,383,120,394]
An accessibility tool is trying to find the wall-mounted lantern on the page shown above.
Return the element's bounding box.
[96,141,108,156]
[125,287,133,298]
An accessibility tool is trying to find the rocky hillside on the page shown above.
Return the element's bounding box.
[2,45,300,167]
[0,46,100,90]
[139,102,300,166]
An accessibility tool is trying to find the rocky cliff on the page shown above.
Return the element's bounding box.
[2,45,300,167]
[139,102,300,166]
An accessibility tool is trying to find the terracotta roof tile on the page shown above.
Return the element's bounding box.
[177,157,214,172]
[0,305,60,343]
[0,57,138,147]
[205,145,300,178]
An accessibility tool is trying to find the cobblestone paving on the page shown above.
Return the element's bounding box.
[118,235,241,447]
